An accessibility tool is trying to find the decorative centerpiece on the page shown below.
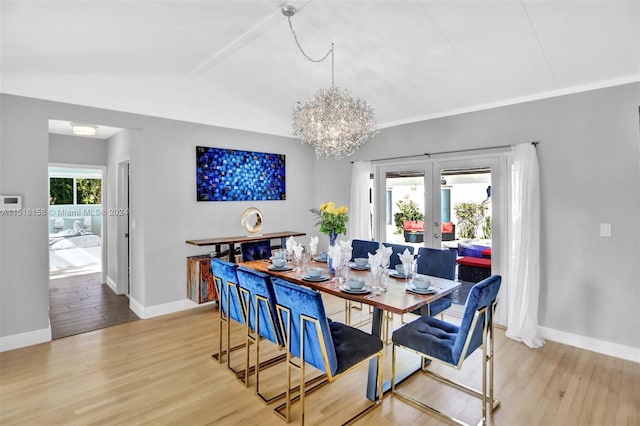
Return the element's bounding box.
[310,202,349,274]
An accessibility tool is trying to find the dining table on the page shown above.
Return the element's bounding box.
[240,258,461,401]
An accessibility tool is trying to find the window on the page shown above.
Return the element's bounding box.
[49,176,102,205]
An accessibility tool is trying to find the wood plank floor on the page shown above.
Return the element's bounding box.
[49,272,140,339]
[1,295,638,425]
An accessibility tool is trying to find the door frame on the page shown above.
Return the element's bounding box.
[116,160,130,296]
[372,150,509,325]
[373,161,433,246]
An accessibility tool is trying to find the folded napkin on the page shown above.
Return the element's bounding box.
[286,236,297,255]
[368,251,383,272]
[309,236,318,256]
[293,244,304,261]
[328,244,342,266]
[339,239,353,262]
[399,248,414,266]
[376,245,393,269]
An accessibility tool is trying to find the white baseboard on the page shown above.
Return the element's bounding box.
[129,297,213,319]
[105,276,118,293]
[0,325,52,352]
[539,326,640,363]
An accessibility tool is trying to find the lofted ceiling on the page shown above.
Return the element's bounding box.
[1,1,639,138]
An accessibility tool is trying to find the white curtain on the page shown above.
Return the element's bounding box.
[348,161,372,240]
[506,143,544,348]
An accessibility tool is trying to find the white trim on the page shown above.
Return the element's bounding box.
[539,326,640,363]
[379,74,640,129]
[106,275,118,294]
[129,297,214,320]
[0,325,52,352]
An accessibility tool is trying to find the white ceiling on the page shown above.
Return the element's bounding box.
[2,1,639,138]
[48,119,123,139]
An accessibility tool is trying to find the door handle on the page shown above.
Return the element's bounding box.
[433,233,440,239]
[125,233,129,238]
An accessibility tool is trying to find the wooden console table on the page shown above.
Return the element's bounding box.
[185,230,306,263]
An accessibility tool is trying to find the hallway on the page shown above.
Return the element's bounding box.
[49,272,139,340]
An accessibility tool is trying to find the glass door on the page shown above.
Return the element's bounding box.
[374,162,434,248]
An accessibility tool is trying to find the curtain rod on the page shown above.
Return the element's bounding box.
[351,141,539,164]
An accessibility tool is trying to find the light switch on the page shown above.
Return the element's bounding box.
[600,223,611,237]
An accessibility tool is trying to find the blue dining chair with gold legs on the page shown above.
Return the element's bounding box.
[404,247,457,322]
[345,239,380,325]
[272,278,384,425]
[391,275,502,426]
[241,240,272,262]
[211,258,248,381]
[380,242,415,342]
[236,266,287,403]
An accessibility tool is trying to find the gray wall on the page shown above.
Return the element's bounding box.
[0,93,317,338]
[319,83,640,349]
[1,83,639,351]
[49,133,107,165]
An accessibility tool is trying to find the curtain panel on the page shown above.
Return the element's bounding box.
[506,143,544,348]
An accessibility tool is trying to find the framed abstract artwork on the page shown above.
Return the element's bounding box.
[196,146,286,201]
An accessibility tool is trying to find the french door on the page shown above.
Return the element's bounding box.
[374,162,438,248]
[373,153,508,324]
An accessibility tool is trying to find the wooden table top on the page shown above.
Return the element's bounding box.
[240,259,461,315]
[186,230,306,246]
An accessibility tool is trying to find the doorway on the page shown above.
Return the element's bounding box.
[373,153,507,321]
[48,166,104,280]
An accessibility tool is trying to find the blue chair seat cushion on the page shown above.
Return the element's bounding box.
[392,316,459,365]
[329,322,383,375]
[411,296,452,317]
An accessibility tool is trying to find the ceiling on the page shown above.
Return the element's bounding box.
[2,1,639,138]
[48,119,123,139]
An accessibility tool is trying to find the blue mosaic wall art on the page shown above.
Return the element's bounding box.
[196,146,286,201]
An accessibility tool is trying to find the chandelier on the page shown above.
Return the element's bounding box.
[282,5,377,159]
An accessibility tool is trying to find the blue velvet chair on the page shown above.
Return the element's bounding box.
[392,275,502,426]
[272,278,383,425]
[211,258,247,379]
[346,239,380,323]
[241,240,272,261]
[412,247,457,317]
[236,267,286,402]
[350,239,379,261]
[382,242,414,270]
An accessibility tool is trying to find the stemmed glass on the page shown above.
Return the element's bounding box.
[370,265,384,295]
[402,259,414,286]
[380,256,390,292]
[294,247,305,276]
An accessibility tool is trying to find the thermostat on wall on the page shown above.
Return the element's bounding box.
[0,195,22,210]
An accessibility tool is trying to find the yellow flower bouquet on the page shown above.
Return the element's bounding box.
[310,201,349,243]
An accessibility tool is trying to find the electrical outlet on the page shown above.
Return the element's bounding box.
[600,223,611,237]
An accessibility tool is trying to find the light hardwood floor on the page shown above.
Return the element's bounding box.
[1,296,638,425]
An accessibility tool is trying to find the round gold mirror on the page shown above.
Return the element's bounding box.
[241,207,264,235]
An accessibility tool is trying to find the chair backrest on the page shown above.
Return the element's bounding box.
[236,266,282,345]
[382,242,414,269]
[416,247,457,280]
[452,275,501,364]
[351,239,379,261]
[211,258,245,324]
[241,240,272,261]
[271,278,338,376]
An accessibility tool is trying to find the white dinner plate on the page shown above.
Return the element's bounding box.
[404,283,437,295]
[339,285,371,294]
[268,265,293,272]
[349,263,370,270]
[313,257,328,263]
[389,271,406,279]
[302,275,330,282]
